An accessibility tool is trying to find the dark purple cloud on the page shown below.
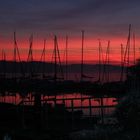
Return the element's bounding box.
[0,0,140,38]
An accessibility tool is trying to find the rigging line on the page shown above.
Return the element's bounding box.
[56,36,64,79]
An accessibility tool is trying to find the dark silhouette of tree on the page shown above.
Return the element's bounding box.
[115,60,140,138]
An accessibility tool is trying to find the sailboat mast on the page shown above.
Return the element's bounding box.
[53,35,64,81]
[107,40,110,82]
[13,32,17,78]
[123,24,131,80]
[27,35,33,78]
[40,39,46,62]
[98,39,101,82]
[56,37,64,80]
[2,49,6,78]
[120,44,124,82]
[133,33,136,65]
[27,35,33,62]
[14,32,16,63]
[54,36,57,81]
[13,32,18,78]
[13,32,25,78]
[42,39,46,76]
[127,24,131,67]
[65,36,68,80]
[81,30,84,81]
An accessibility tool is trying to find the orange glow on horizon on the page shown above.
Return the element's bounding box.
[0,35,139,65]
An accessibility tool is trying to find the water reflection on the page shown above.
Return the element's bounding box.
[0,92,118,117]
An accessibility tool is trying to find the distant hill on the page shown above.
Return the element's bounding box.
[0,61,123,73]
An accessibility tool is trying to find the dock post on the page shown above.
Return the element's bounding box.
[100,97,104,125]
[71,99,74,129]
[89,98,92,124]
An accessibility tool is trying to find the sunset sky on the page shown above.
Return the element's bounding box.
[0,0,140,64]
